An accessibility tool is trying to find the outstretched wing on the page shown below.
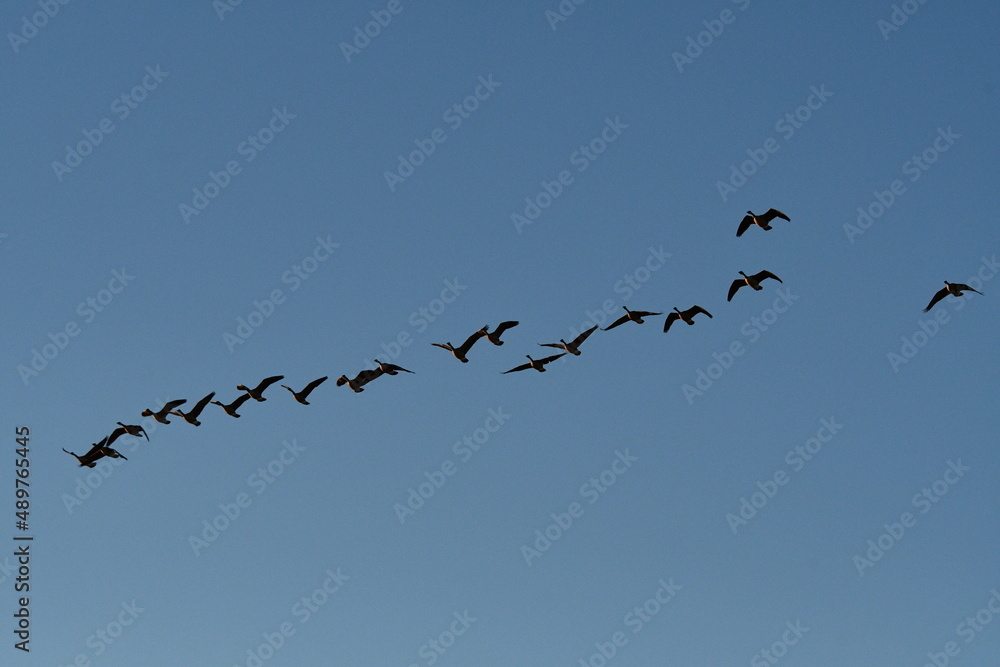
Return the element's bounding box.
[763,208,790,223]
[431,343,452,351]
[386,364,414,374]
[190,391,217,417]
[162,399,187,411]
[494,321,519,336]
[755,270,782,284]
[354,368,383,387]
[727,279,744,302]
[256,375,285,392]
[923,286,949,312]
[230,393,252,409]
[951,282,983,295]
[456,330,486,354]
[603,314,629,331]
[663,312,680,332]
[736,215,754,237]
[106,426,127,447]
[538,353,567,365]
[632,310,662,318]
[691,305,713,319]
[502,361,532,374]
[571,324,599,347]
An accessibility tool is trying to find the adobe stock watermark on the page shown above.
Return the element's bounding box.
[726,417,843,535]
[188,438,305,556]
[852,459,970,576]
[60,600,145,666]
[672,0,752,73]
[877,0,931,41]
[887,254,996,373]
[394,407,510,524]
[384,75,501,192]
[178,106,295,224]
[233,567,349,667]
[520,449,638,567]
[544,0,590,31]
[17,268,135,386]
[7,0,72,54]
[562,245,671,342]
[223,235,339,352]
[340,0,413,63]
[213,0,247,21]
[716,84,833,202]
[407,611,477,667]
[510,116,628,234]
[361,278,467,369]
[51,66,169,182]
[577,578,681,667]
[750,620,809,667]
[843,126,960,243]
[681,285,799,404]
[921,588,1000,667]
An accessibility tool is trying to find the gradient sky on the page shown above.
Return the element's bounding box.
[3,1,999,665]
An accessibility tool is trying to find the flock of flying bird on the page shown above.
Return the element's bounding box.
[62,208,983,469]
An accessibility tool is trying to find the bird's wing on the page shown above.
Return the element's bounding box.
[355,368,383,386]
[502,362,531,374]
[633,310,662,317]
[257,375,285,391]
[952,283,983,295]
[538,343,562,349]
[387,365,414,374]
[663,312,680,332]
[764,208,790,222]
[539,353,567,364]
[431,343,451,351]
[163,399,187,411]
[756,270,782,283]
[691,305,713,318]
[603,314,628,330]
[302,376,329,394]
[231,393,253,408]
[457,330,486,354]
[923,287,949,312]
[572,324,599,346]
[736,215,753,237]
[191,392,217,416]
[106,427,126,447]
[495,321,519,335]
[728,279,743,302]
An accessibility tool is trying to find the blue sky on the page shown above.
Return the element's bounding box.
[3,1,999,665]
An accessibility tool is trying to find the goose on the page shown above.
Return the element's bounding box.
[62,438,108,468]
[106,422,148,447]
[924,281,984,312]
[280,376,329,405]
[663,306,713,332]
[728,270,783,301]
[431,330,486,363]
[141,399,187,424]
[502,353,567,374]
[478,321,519,346]
[169,391,216,426]
[336,369,383,393]
[237,375,285,401]
[211,393,252,417]
[539,324,599,356]
[373,360,414,376]
[736,208,790,237]
[602,307,663,331]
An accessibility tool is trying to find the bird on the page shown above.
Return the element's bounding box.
[539,324,599,356]
[502,353,567,374]
[923,281,984,312]
[431,330,486,363]
[106,422,148,448]
[141,399,187,424]
[728,270,783,301]
[62,438,108,468]
[280,376,329,405]
[478,321,519,346]
[373,360,414,376]
[603,307,662,331]
[736,208,791,237]
[336,369,383,393]
[664,306,713,332]
[211,393,253,418]
[169,392,216,426]
[237,375,285,401]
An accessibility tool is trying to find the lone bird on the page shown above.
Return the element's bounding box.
[663,306,713,332]
[728,270,783,301]
[478,321,520,346]
[373,360,414,376]
[211,393,253,418]
[237,375,285,401]
[106,422,148,448]
[502,353,567,374]
[336,369,383,393]
[539,324,599,356]
[281,376,329,405]
[141,399,187,424]
[603,307,662,331]
[924,281,984,312]
[736,208,791,237]
[432,330,486,363]
[169,392,216,426]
